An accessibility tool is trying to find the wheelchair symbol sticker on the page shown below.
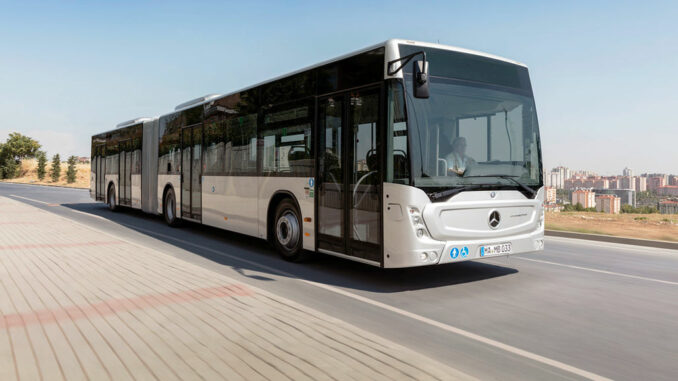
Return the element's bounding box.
[461,247,469,257]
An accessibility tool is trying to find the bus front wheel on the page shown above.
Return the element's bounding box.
[273,199,308,262]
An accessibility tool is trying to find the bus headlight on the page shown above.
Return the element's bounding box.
[409,207,430,238]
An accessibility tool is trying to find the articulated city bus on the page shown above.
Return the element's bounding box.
[91,39,545,268]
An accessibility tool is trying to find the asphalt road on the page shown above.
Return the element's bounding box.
[2,182,677,380]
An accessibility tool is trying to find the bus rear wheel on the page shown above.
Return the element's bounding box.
[107,184,117,212]
[273,199,308,262]
[164,188,181,227]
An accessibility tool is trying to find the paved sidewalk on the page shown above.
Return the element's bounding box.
[0,196,472,381]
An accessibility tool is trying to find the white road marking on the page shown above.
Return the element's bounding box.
[7,195,612,380]
[515,257,678,286]
[10,194,51,205]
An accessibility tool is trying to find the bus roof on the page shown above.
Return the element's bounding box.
[139,39,528,121]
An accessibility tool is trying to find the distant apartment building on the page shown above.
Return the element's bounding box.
[635,176,647,192]
[593,178,609,189]
[619,176,636,191]
[670,175,678,186]
[595,195,621,214]
[564,178,576,190]
[594,188,636,207]
[549,166,572,189]
[572,189,595,208]
[647,176,666,192]
[550,171,563,189]
[622,167,633,177]
[545,186,557,204]
[658,186,678,197]
[565,176,608,190]
[608,178,618,189]
[659,201,678,215]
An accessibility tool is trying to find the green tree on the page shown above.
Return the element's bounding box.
[36,151,47,180]
[66,156,77,183]
[3,132,40,160]
[0,157,19,179]
[0,133,41,179]
[50,154,61,182]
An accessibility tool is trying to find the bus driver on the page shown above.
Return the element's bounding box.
[446,136,475,175]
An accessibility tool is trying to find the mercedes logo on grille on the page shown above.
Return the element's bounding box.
[488,210,501,229]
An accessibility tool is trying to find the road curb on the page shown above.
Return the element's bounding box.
[546,230,678,250]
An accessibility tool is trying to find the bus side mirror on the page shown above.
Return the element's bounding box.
[413,60,430,99]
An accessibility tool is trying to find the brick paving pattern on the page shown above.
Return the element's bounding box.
[0,196,472,380]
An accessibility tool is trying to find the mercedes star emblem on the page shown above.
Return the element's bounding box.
[488,210,501,229]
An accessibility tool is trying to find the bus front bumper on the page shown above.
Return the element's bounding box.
[436,229,544,265]
[384,229,544,268]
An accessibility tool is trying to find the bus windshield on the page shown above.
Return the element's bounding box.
[398,46,543,195]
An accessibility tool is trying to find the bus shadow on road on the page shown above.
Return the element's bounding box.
[60,202,518,293]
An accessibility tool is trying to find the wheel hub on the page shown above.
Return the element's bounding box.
[276,211,299,249]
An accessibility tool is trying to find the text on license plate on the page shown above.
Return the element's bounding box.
[481,243,512,256]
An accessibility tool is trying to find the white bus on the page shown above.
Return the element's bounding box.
[91,39,545,268]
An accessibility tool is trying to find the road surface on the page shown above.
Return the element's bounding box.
[2,182,677,380]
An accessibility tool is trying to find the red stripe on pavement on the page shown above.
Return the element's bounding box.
[0,241,122,250]
[0,284,254,329]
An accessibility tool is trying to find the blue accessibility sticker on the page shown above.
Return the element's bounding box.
[450,247,459,259]
[480,246,485,257]
[309,178,315,187]
[461,247,469,258]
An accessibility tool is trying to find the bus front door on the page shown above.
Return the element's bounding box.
[317,88,382,264]
[181,125,202,221]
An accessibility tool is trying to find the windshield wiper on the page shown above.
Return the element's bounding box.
[428,185,485,201]
[463,174,537,198]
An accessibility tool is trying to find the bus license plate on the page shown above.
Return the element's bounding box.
[482,243,512,256]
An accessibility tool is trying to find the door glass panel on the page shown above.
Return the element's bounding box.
[181,128,191,216]
[96,146,105,198]
[119,142,127,202]
[318,97,343,239]
[125,150,132,202]
[191,126,202,217]
[350,92,380,245]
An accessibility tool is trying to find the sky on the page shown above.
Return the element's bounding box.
[1,0,677,175]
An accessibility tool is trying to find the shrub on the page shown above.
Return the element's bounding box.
[66,156,77,183]
[36,151,47,180]
[50,154,61,182]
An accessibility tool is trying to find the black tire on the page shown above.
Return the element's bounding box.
[107,184,117,212]
[273,199,308,262]
[164,187,181,227]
